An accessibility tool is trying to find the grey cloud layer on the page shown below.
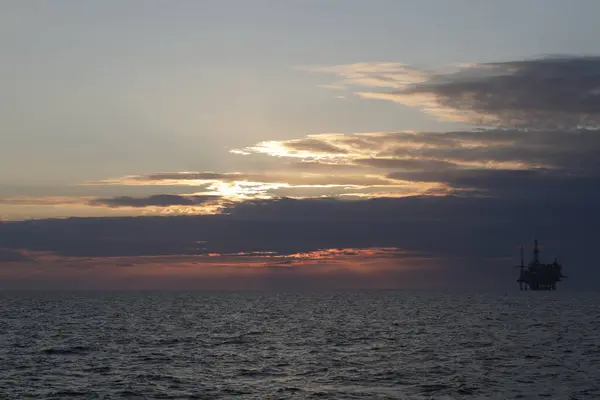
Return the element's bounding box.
[318,56,600,128]
[0,248,32,262]
[2,194,599,288]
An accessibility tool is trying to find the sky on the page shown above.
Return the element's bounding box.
[2,1,600,290]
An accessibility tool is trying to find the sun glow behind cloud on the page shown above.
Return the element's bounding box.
[231,132,544,171]
[0,246,439,290]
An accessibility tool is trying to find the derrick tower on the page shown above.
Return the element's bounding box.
[516,240,566,291]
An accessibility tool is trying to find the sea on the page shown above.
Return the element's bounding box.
[0,291,598,399]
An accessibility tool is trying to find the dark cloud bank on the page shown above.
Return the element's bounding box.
[2,193,600,289]
[3,55,600,290]
[88,194,221,208]
[373,55,600,128]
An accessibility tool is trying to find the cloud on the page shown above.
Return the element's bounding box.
[12,124,600,208]
[79,122,600,204]
[1,192,599,289]
[301,62,430,90]
[285,138,349,154]
[0,254,440,291]
[233,129,600,171]
[0,248,32,262]
[312,56,600,129]
[128,172,263,183]
[232,131,524,165]
[126,172,393,187]
[0,196,89,206]
[231,127,600,186]
[8,124,599,215]
[355,157,459,171]
[233,133,393,161]
[386,168,600,203]
[0,193,231,220]
[87,170,418,200]
[0,244,439,290]
[5,55,600,290]
[87,194,223,208]
[96,171,392,187]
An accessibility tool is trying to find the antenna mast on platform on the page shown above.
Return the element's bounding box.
[519,246,524,290]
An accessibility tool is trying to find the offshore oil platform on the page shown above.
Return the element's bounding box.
[516,240,566,290]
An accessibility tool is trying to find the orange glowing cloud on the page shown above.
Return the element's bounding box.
[0,247,442,290]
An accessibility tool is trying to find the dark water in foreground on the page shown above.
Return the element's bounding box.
[0,291,599,399]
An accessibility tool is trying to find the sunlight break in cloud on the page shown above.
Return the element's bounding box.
[94,171,394,188]
[231,131,549,171]
[229,125,600,198]
[87,170,412,200]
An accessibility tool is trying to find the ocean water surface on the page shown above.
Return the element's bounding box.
[0,291,598,399]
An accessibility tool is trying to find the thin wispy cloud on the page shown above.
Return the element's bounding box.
[0,196,91,206]
[299,62,430,90]
[95,171,394,188]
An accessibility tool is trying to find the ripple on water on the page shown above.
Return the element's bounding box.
[0,291,598,399]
